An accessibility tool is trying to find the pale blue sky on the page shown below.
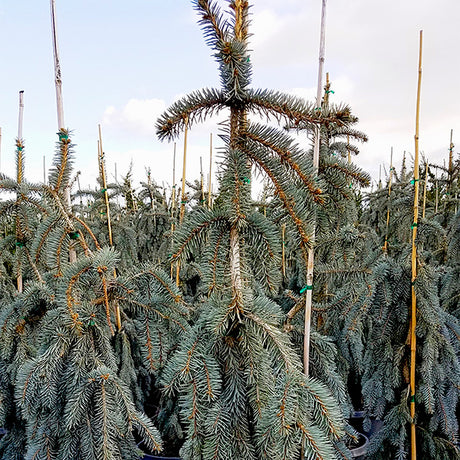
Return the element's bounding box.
[1,0,459,191]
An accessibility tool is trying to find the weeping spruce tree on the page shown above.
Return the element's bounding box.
[0,131,185,459]
[156,1,359,458]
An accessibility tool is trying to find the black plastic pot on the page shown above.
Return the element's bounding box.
[349,410,383,439]
[349,433,369,459]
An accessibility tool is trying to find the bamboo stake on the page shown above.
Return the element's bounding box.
[200,156,205,205]
[304,0,327,377]
[435,170,438,214]
[50,0,76,263]
[410,30,423,460]
[98,126,121,331]
[347,134,351,165]
[208,133,213,208]
[51,0,64,130]
[383,147,394,252]
[448,129,453,188]
[98,126,113,246]
[179,116,189,223]
[176,118,189,286]
[170,143,176,280]
[281,223,286,278]
[16,91,25,293]
[422,160,428,218]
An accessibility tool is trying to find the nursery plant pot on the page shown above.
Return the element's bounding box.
[349,410,383,439]
[349,433,369,459]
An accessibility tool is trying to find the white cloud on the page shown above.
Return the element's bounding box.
[102,98,167,135]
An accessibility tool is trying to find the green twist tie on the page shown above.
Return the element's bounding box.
[410,395,415,403]
[246,56,250,62]
[89,319,96,326]
[17,146,24,152]
[411,222,418,229]
[15,241,25,247]
[58,133,69,141]
[101,188,107,194]
[300,285,313,294]
[326,90,335,94]
[181,200,187,204]
[410,179,419,185]
[349,183,353,189]
[69,231,80,240]
[243,177,250,184]
[314,107,321,111]
[200,199,206,203]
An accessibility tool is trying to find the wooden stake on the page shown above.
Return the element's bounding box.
[170,143,176,280]
[16,91,25,293]
[410,30,423,460]
[200,156,205,205]
[208,133,213,208]
[304,0,327,377]
[98,125,113,246]
[50,0,76,263]
[422,160,428,218]
[176,118,189,286]
[179,116,189,223]
[448,129,454,188]
[281,223,286,278]
[383,147,394,252]
[50,0,65,130]
[98,125,121,331]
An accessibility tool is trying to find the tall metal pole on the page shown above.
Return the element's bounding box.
[304,0,327,376]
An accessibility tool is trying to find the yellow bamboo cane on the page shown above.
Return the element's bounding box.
[176,116,189,287]
[422,161,428,219]
[383,148,394,252]
[98,125,121,331]
[410,29,423,460]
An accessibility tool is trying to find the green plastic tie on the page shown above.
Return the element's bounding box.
[243,177,250,184]
[101,188,107,194]
[181,200,187,204]
[411,222,418,229]
[246,56,250,62]
[15,241,25,247]
[326,90,335,94]
[58,133,69,141]
[349,183,353,189]
[89,319,96,326]
[314,107,321,111]
[17,146,24,152]
[69,231,80,240]
[410,395,415,403]
[410,179,419,185]
[300,285,313,294]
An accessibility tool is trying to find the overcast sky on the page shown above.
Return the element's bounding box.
[0,0,459,192]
